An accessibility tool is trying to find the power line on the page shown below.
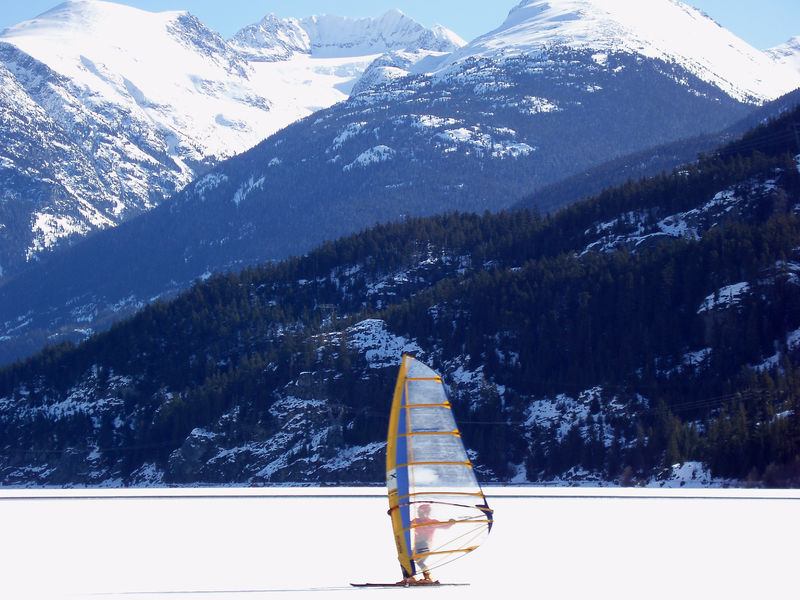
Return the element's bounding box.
[713,128,797,157]
[6,438,186,457]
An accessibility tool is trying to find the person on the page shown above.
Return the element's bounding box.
[410,503,455,583]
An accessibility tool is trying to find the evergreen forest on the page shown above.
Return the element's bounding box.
[0,105,799,487]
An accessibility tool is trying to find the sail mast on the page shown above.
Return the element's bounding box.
[386,355,415,577]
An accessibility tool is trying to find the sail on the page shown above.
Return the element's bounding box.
[386,355,493,579]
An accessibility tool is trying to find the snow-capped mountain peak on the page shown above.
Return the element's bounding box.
[3,2,195,66]
[231,10,465,61]
[229,15,310,61]
[441,0,800,103]
[299,10,465,56]
[3,0,184,33]
[2,2,463,166]
[0,0,467,273]
[767,36,800,75]
[1,0,249,161]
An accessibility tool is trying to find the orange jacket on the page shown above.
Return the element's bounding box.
[412,516,453,544]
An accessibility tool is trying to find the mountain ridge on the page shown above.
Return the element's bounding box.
[1,0,798,364]
[230,9,464,61]
[0,0,459,276]
[434,0,800,102]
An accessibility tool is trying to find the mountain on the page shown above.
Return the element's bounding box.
[446,0,796,102]
[0,0,462,277]
[1,104,798,487]
[767,36,800,74]
[2,0,798,364]
[231,10,464,60]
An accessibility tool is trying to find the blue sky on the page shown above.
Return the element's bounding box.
[0,1,798,50]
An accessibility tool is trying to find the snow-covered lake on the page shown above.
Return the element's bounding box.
[2,487,797,599]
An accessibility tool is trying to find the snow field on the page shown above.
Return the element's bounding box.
[1,487,797,599]
[453,0,800,102]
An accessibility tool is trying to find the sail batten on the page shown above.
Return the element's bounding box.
[398,431,461,438]
[414,546,480,558]
[396,460,473,467]
[386,355,493,581]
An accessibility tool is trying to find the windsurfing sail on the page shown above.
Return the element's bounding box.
[386,355,493,580]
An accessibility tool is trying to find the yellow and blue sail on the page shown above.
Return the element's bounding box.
[386,355,493,578]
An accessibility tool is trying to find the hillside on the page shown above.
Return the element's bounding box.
[0,1,462,277]
[5,0,795,364]
[514,88,800,214]
[1,105,798,487]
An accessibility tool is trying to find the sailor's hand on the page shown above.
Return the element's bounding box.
[449,519,456,523]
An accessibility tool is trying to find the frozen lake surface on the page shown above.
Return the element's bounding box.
[2,487,797,599]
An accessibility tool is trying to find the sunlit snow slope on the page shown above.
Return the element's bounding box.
[437,0,800,103]
[768,37,800,75]
[1,1,462,163]
[0,0,463,270]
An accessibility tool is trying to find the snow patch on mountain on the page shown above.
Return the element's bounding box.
[27,213,89,260]
[349,48,455,96]
[346,319,422,368]
[193,173,229,201]
[433,125,536,159]
[697,282,751,314]
[525,386,648,446]
[410,115,460,129]
[343,145,396,171]
[583,180,780,254]
[0,365,133,431]
[518,96,561,114]
[331,122,369,150]
[231,175,265,207]
[646,461,726,488]
[319,441,385,474]
[788,326,800,352]
[352,63,409,93]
